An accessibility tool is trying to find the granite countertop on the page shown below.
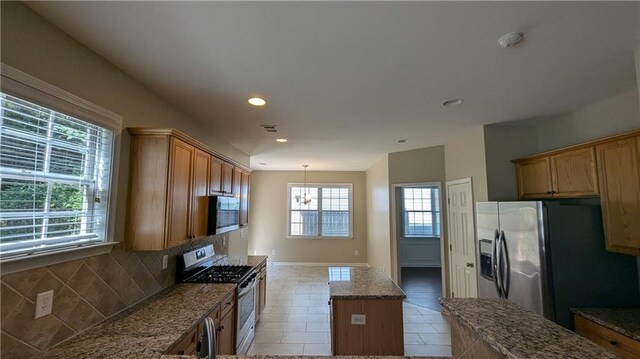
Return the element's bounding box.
[328,266,406,299]
[163,356,446,359]
[572,307,640,341]
[36,283,236,359]
[440,298,619,359]
[220,255,268,267]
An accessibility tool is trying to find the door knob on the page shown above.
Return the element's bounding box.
[466,262,474,268]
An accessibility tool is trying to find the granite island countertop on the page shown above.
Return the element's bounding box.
[163,356,446,359]
[572,307,640,341]
[440,298,619,359]
[35,255,269,359]
[329,266,406,299]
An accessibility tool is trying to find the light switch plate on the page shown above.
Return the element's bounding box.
[35,290,54,319]
[351,314,366,325]
[355,250,359,256]
[162,255,168,270]
[271,250,276,255]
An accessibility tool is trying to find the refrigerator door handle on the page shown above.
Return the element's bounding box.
[500,230,511,299]
[492,229,502,298]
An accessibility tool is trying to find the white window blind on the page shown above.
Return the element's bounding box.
[401,187,440,238]
[288,184,352,238]
[0,92,114,258]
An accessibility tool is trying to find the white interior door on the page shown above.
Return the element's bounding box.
[446,178,478,298]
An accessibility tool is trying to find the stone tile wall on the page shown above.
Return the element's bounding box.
[1,234,228,358]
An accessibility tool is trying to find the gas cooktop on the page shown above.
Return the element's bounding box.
[177,245,256,284]
[183,265,254,283]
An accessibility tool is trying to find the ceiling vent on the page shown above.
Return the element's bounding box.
[261,125,278,133]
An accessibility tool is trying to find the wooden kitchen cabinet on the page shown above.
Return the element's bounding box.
[575,315,640,359]
[232,167,242,198]
[549,147,599,198]
[222,162,234,194]
[512,129,640,256]
[191,148,210,239]
[514,147,598,199]
[596,136,640,255]
[166,138,195,248]
[217,305,236,355]
[515,157,554,199]
[126,128,251,251]
[240,170,250,226]
[331,298,404,355]
[210,156,224,194]
[167,325,199,355]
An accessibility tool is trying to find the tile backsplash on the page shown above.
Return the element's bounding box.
[0,234,228,358]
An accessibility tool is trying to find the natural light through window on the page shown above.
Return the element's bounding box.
[0,92,114,258]
[402,186,440,238]
[288,184,352,238]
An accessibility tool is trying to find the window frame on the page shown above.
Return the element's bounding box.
[286,183,354,240]
[399,185,441,240]
[1,63,122,273]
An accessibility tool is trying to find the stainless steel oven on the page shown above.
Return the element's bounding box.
[236,270,257,354]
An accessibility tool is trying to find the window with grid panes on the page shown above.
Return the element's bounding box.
[0,92,114,258]
[288,184,352,238]
[401,186,440,238]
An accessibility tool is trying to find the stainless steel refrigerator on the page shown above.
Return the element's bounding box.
[476,200,640,329]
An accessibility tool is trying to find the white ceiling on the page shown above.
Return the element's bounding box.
[26,1,639,171]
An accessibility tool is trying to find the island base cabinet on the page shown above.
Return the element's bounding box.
[330,298,404,355]
[451,317,505,359]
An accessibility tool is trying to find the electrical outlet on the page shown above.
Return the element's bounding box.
[351,314,366,325]
[271,249,276,255]
[223,236,227,246]
[240,228,244,239]
[354,250,359,256]
[35,290,54,319]
[162,255,168,270]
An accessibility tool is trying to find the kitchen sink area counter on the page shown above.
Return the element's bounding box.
[328,266,406,299]
[441,298,619,359]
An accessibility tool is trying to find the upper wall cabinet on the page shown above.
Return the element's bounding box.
[595,136,640,255]
[515,157,554,199]
[513,129,640,256]
[126,128,251,251]
[514,147,598,199]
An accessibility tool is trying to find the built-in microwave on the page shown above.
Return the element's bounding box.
[208,195,240,235]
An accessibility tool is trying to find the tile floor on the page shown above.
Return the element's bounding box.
[248,265,452,357]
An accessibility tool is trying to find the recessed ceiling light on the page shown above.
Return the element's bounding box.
[442,98,464,107]
[398,139,408,143]
[248,97,267,106]
[276,138,288,143]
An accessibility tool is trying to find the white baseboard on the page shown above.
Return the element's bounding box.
[269,261,370,267]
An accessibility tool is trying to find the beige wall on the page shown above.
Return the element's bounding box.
[0,1,251,254]
[365,156,392,274]
[444,126,489,202]
[248,171,367,263]
[388,146,446,184]
[531,88,640,152]
[0,4,249,356]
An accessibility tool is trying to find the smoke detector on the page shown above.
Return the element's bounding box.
[498,32,524,48]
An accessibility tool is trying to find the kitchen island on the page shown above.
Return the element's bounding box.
[328,266,406,356]
[440,298,619,359]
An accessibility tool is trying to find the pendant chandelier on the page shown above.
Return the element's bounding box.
[295,164,312,205]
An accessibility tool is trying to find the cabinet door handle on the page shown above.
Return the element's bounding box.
[466,262,474,268]
[609,340,618,346]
